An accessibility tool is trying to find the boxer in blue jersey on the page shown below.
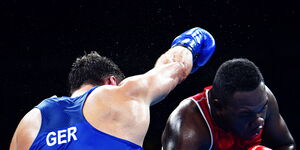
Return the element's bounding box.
[10,27,216,150]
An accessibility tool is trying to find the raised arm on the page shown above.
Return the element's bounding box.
[119,27,216,105]
[261,86,296,149]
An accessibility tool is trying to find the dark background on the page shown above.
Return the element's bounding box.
[1,0,299,149]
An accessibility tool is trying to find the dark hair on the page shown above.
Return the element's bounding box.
[211,58,264,102]
[68,51,125,94]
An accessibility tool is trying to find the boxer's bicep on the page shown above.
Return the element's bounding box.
[261,89,295,149]
[262,114,295,149]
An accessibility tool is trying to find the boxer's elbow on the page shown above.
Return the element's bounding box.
[286,143,296,150]
[275,143,296,150]
[269,142,296,150]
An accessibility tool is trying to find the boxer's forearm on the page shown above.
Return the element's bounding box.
[155,46,193,82]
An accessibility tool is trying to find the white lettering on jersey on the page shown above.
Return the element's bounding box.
[46,126,78,146]
[46,131,56,146]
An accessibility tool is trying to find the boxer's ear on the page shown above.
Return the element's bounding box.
[104,76,117,86]
[212,98,222,109]
[211,98,227,117]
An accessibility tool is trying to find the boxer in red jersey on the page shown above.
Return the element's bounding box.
[162,58,295,150]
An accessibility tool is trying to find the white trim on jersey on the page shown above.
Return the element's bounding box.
[205,89,212,116]
[190,95,213,150]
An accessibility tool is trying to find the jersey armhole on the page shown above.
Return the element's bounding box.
[190,98,213,150]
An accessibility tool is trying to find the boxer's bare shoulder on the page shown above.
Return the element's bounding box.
[162,98,211,150]
[10,108,41,150]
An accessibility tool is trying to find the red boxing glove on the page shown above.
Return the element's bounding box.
[248,145,272,150]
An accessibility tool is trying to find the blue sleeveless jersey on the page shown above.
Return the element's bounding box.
[30,87,144,150]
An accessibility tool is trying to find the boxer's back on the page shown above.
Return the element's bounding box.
[28,86,144,150]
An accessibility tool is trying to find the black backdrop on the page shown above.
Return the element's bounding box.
[1,0,299,149]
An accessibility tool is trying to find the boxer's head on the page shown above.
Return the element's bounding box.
[68,51,125,95]
[210,58,268,139]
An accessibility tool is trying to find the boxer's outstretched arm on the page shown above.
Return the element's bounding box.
[119,27,215,105]
[261,86,296,150]
[161,99,211,150]
[118,46,192,105]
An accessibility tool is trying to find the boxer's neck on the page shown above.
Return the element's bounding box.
[71,84,94,98]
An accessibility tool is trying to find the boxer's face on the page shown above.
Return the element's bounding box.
[223,82,268,139]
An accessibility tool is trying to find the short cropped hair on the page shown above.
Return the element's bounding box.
[211,58,264,102]
[68,51,125,94]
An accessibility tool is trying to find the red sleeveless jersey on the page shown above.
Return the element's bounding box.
[190,86,262,150]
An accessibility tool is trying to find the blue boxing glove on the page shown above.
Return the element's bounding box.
[171,27,216,73]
